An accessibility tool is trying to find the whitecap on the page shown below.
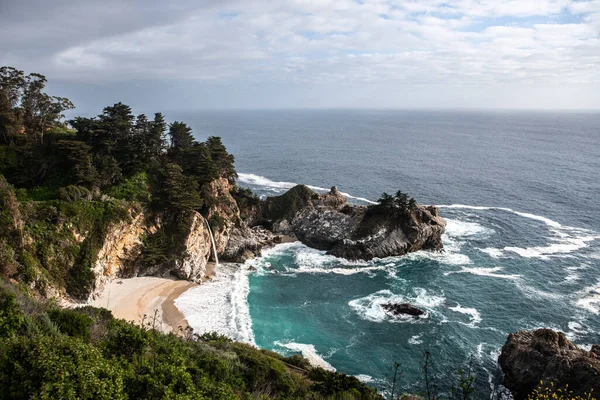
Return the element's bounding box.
[479,248,505,258]
[440,204,600,259]
[574,280,600,314]
[274,341,336,371]
[355,374,374,383]
[444,219,493,238]
[238,172,377,204]
[444,266,520,280]
[448,304,482,326]
[504,234,600,260]
[408,333,424,345]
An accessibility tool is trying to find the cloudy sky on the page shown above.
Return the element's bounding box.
[1,0,600,111]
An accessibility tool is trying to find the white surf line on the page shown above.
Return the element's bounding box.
[440,204,600,259]
[237,172,377,204]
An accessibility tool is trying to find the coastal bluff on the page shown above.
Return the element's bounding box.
[258,185,446,260]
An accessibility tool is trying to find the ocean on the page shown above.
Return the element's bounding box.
[173,110,600,397]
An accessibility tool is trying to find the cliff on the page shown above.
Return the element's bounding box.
[499,328,600,398]
[260,185,445,260]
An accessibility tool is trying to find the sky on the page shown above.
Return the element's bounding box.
[1,0,600,111]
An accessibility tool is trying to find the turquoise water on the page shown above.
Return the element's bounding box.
[176,110,600,396]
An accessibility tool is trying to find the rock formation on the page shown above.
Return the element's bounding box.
[84,179,446,299]
[381,303,425,317]
[499,329,600,398]
[260,185,445,260]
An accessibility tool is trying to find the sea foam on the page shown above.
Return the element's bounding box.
[440,204,600,259]
[238,172,377,204]
[174,264,255,345]
[274,341,336,371]
[348,289,444,323]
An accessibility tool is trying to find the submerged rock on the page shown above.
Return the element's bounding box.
[499,329,600,399]
[261,185,445,260]
[382,303,425,317]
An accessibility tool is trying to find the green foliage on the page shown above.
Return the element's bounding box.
[368,190,417,219]
[58,185,92,202]
[0,334,126,399]
[206,136,237,181]
[309,368,381,399]
[48,308,94,341]
[0,292,24,337]
[0,279,382,400]
[141,213,194,268]
[153,163,203,212]
[108,171,150,202]
[263,184,318,223]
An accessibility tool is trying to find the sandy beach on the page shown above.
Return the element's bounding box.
[90,277,196,334]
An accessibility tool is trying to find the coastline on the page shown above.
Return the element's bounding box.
[90,277,196,334]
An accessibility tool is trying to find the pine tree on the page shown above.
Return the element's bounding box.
[156,163,203,211]
[206,136,236,180]
[58,140,99,188]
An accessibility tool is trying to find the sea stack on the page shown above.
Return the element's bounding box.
[257,185,446,260]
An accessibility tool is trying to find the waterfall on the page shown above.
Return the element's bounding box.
[203,216,219,267]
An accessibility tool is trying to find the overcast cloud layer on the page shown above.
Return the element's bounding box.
[1,0,600,111]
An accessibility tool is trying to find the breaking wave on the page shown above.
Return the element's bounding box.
[238,172,378,204]
[348,289,445,323]
[274,341,336,371]
[175,265,255,345]
[439,204,600,259]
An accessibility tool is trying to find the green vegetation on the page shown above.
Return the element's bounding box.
[0,66,238,299]
[262,184,318,224]
[0,280,381,399]
[367,191,417,219]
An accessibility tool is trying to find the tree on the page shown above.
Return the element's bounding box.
[0,67,73,145]
[206,136,236,180]
[21,73,74,144]
[168,121,194,152]
[0,67,25,144]
[148,112,167,159]
[155,163,203,211]
[97,102,134,160]
[58,140,99,188]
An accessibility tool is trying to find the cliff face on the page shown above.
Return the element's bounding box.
[499,329,600,398]
[263,186,445,260]
[82,180,446,298]
[91,211,156,297]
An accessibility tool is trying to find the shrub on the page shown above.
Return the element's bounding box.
[0,292,24,337]
[0,334,127,399]
[48,308,94,341]
[108,172,150,203]
[59,185,92,202]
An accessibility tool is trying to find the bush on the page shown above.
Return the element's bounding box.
[48,308,94,341]
[59,185,92,202]
[0,334,127,399]
[0,292,24,337]
[108,172,150,203]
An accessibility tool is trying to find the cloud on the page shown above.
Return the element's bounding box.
[1,0,599,109]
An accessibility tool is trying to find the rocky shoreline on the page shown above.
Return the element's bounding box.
[80,178,600,398]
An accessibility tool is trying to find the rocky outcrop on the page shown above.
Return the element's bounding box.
[91,210,215,298]
[382,303,425,317]
[206,177,241,256]
[262,185,445,260]
[170,211,213,281]
[499,329,600,398]
[91,211,157,297]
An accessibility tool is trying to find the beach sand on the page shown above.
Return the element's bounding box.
[90,277,196,334]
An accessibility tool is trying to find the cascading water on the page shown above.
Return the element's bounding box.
[203,216,219,267]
